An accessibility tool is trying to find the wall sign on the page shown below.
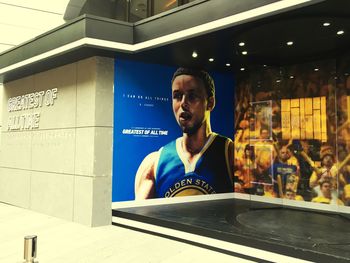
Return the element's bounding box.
[7,88,58,131]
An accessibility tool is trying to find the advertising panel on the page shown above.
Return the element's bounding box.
[234,60,350,208]
[113,59,234,201]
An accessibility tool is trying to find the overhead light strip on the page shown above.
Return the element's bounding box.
[0,0,316,76]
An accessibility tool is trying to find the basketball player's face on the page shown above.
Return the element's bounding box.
[172,75,213,134]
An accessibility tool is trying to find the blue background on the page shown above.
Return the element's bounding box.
[113,59,235,201]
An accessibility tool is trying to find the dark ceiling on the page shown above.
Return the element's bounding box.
[129,0,350,73]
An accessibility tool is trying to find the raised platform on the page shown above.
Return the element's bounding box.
[112,198,350,263]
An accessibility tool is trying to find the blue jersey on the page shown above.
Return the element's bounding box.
[155,133,233,198]
[272,162,298,196]
[272,162,297,183]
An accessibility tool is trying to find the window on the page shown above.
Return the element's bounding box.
[153,0,179,15]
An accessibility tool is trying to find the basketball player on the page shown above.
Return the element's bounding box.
[134,68,234,199]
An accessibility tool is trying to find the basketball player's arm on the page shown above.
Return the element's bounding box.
[134,151,158,199]
[228,139,235,187]
[228,140,234,172]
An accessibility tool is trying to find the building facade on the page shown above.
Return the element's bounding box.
[0,0,349,227]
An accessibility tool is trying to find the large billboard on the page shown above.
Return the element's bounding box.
[234,59,350,208]
[113,59,235,201]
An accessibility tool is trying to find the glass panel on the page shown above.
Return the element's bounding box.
[233,59,350,210]
[129,0,148,22]
[153,0,179,15]
[336,53,350,208]
[114,0,128,21]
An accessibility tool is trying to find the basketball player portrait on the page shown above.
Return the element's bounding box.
[134,68,234,199]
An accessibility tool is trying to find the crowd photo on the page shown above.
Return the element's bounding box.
[233,59,350,206]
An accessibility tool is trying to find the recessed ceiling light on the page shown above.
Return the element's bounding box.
[276,79,281,83]
[239,42,245,47]
[240,67,245,71]
[226,63,231,67]
[290,75,294,79]
[323,22,331,27]
[314,68,319,71]
[287,41,294,46]
[192,51,198,58]
[337,30,345,35]
[209,58,214,62]
[242,51,248,55]
[263,64,267,67]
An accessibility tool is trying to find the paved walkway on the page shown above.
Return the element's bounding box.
[0,202,249,263]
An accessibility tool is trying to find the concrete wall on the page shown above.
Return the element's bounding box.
[0,57,114,226]
[0,84,2,150]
